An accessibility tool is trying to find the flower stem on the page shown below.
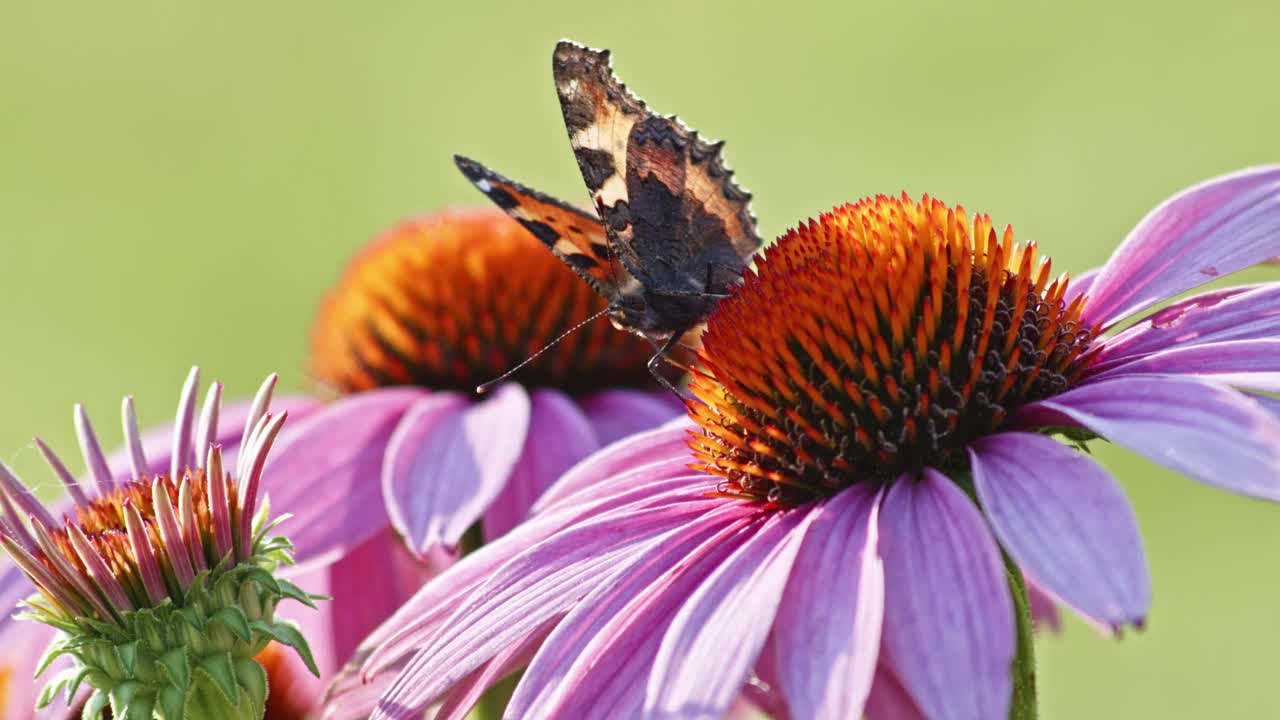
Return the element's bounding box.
[1003,550,1038,720]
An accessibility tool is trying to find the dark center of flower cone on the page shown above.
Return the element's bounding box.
[688,194,1097,505]
[309,209,657,395]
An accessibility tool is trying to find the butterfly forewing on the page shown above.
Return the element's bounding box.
[453,155,640,301]
[552,40,762,298]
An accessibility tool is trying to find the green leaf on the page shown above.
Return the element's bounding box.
[276,579,319,609]
[81,689,109,720]
[211,605,252,641]
[196,652,239,705]
[158,647,191,689]
[251,620,319,676]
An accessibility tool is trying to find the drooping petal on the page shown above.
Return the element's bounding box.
[880,469,1014,720]
[506,505,756,719]
[355,472,714,682]
[264,388,422,568]
[1063,266,1101,305]
[576,389,683,446]
[1088,283,1280,366]
[1016,375,1280,501]
[483,389,597,540]
[773,486,884,720]
[382,384,529,558]
[645,510,810,719]
[326,528,432,667]
[371,497,727,718]
[864,662,926,720]
[534,425,692,512]
[434,622,555,720]
[1026,577,1062,632]
[1086,339,1280,392]
[1083,166,1280,328]
[970,433,1149,629]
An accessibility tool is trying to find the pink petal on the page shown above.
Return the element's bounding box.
[507,505,757,718]
[104,394,320,484]
[646,510,810,719]
[1089,283,1280,366]
[382,385,529,558]
[1017,375,1280,501]
[1026,577,1062,632]
[372,496,727,718]
[435,623,554,720]
[0,622,59,718]
[576,389,684,446]
[483,390,598,540]
[1083,166,1280,328]
[265,388,422,568]
[534,425,692,512]
[1087,339,1280,392]
[327,528,435,667]
[773,486,884,720]
[358,472,715,681]
[864,663,926,720]
[880,469,1014,720]
[970,432,1150,629]
[1063,266,1101,305]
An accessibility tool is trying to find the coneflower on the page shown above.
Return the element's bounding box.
[332,167,1280,720]
[0,370,320,720]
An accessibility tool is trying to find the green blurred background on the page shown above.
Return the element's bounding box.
[1,2,1277,717]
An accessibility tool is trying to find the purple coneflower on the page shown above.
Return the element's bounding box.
[334,167,1280,720]
[259,208,679,674]
[0,369,320,719]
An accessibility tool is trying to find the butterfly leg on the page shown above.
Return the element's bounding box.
[647,334,693,399]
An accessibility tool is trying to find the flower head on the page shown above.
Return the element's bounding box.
[333,167,1280,720]
[310,208,656,394]
[0,369,320,720]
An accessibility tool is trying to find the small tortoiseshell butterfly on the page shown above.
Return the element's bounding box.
[456,39,762,391]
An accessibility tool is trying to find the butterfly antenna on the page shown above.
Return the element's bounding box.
[476,307,611,394]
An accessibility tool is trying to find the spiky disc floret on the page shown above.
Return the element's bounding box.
[0,371,323,720]
[688,194,1097,505]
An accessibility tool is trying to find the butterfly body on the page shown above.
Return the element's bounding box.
[457,40,761,391]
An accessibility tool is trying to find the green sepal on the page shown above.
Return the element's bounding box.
[80,616,129,643]
[81,689,109,720]
[34,636,73,678]
[276,578,319,609]
[238,566,281,596]
[251,619,319,676]
[107,680,140,716]
[115,639,140,675]
[233,656,268,717]
[158,684,184,720]
[158,647,191,689]
[120,698,155,720]
[36,666,78,709]
[196,652,239,704]
[211,606,252,642]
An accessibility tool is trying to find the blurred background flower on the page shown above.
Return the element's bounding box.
[1,2,1278,717]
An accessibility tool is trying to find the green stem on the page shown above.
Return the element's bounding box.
[1003,550,1038,720]
[470,671,520,720]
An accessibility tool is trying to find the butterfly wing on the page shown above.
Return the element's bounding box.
[552,40,762,297]
[454,155,641,301]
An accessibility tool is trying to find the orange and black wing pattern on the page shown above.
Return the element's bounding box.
[454,155,640,301]
[552,40,761,295]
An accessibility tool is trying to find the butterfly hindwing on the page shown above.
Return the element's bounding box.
[454,155,640,301]
[552,40,762,297]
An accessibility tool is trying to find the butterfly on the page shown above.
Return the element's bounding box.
[455,39,762,393]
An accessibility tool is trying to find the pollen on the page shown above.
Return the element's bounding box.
[310,208,655,394]
[687,194,1096,505]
